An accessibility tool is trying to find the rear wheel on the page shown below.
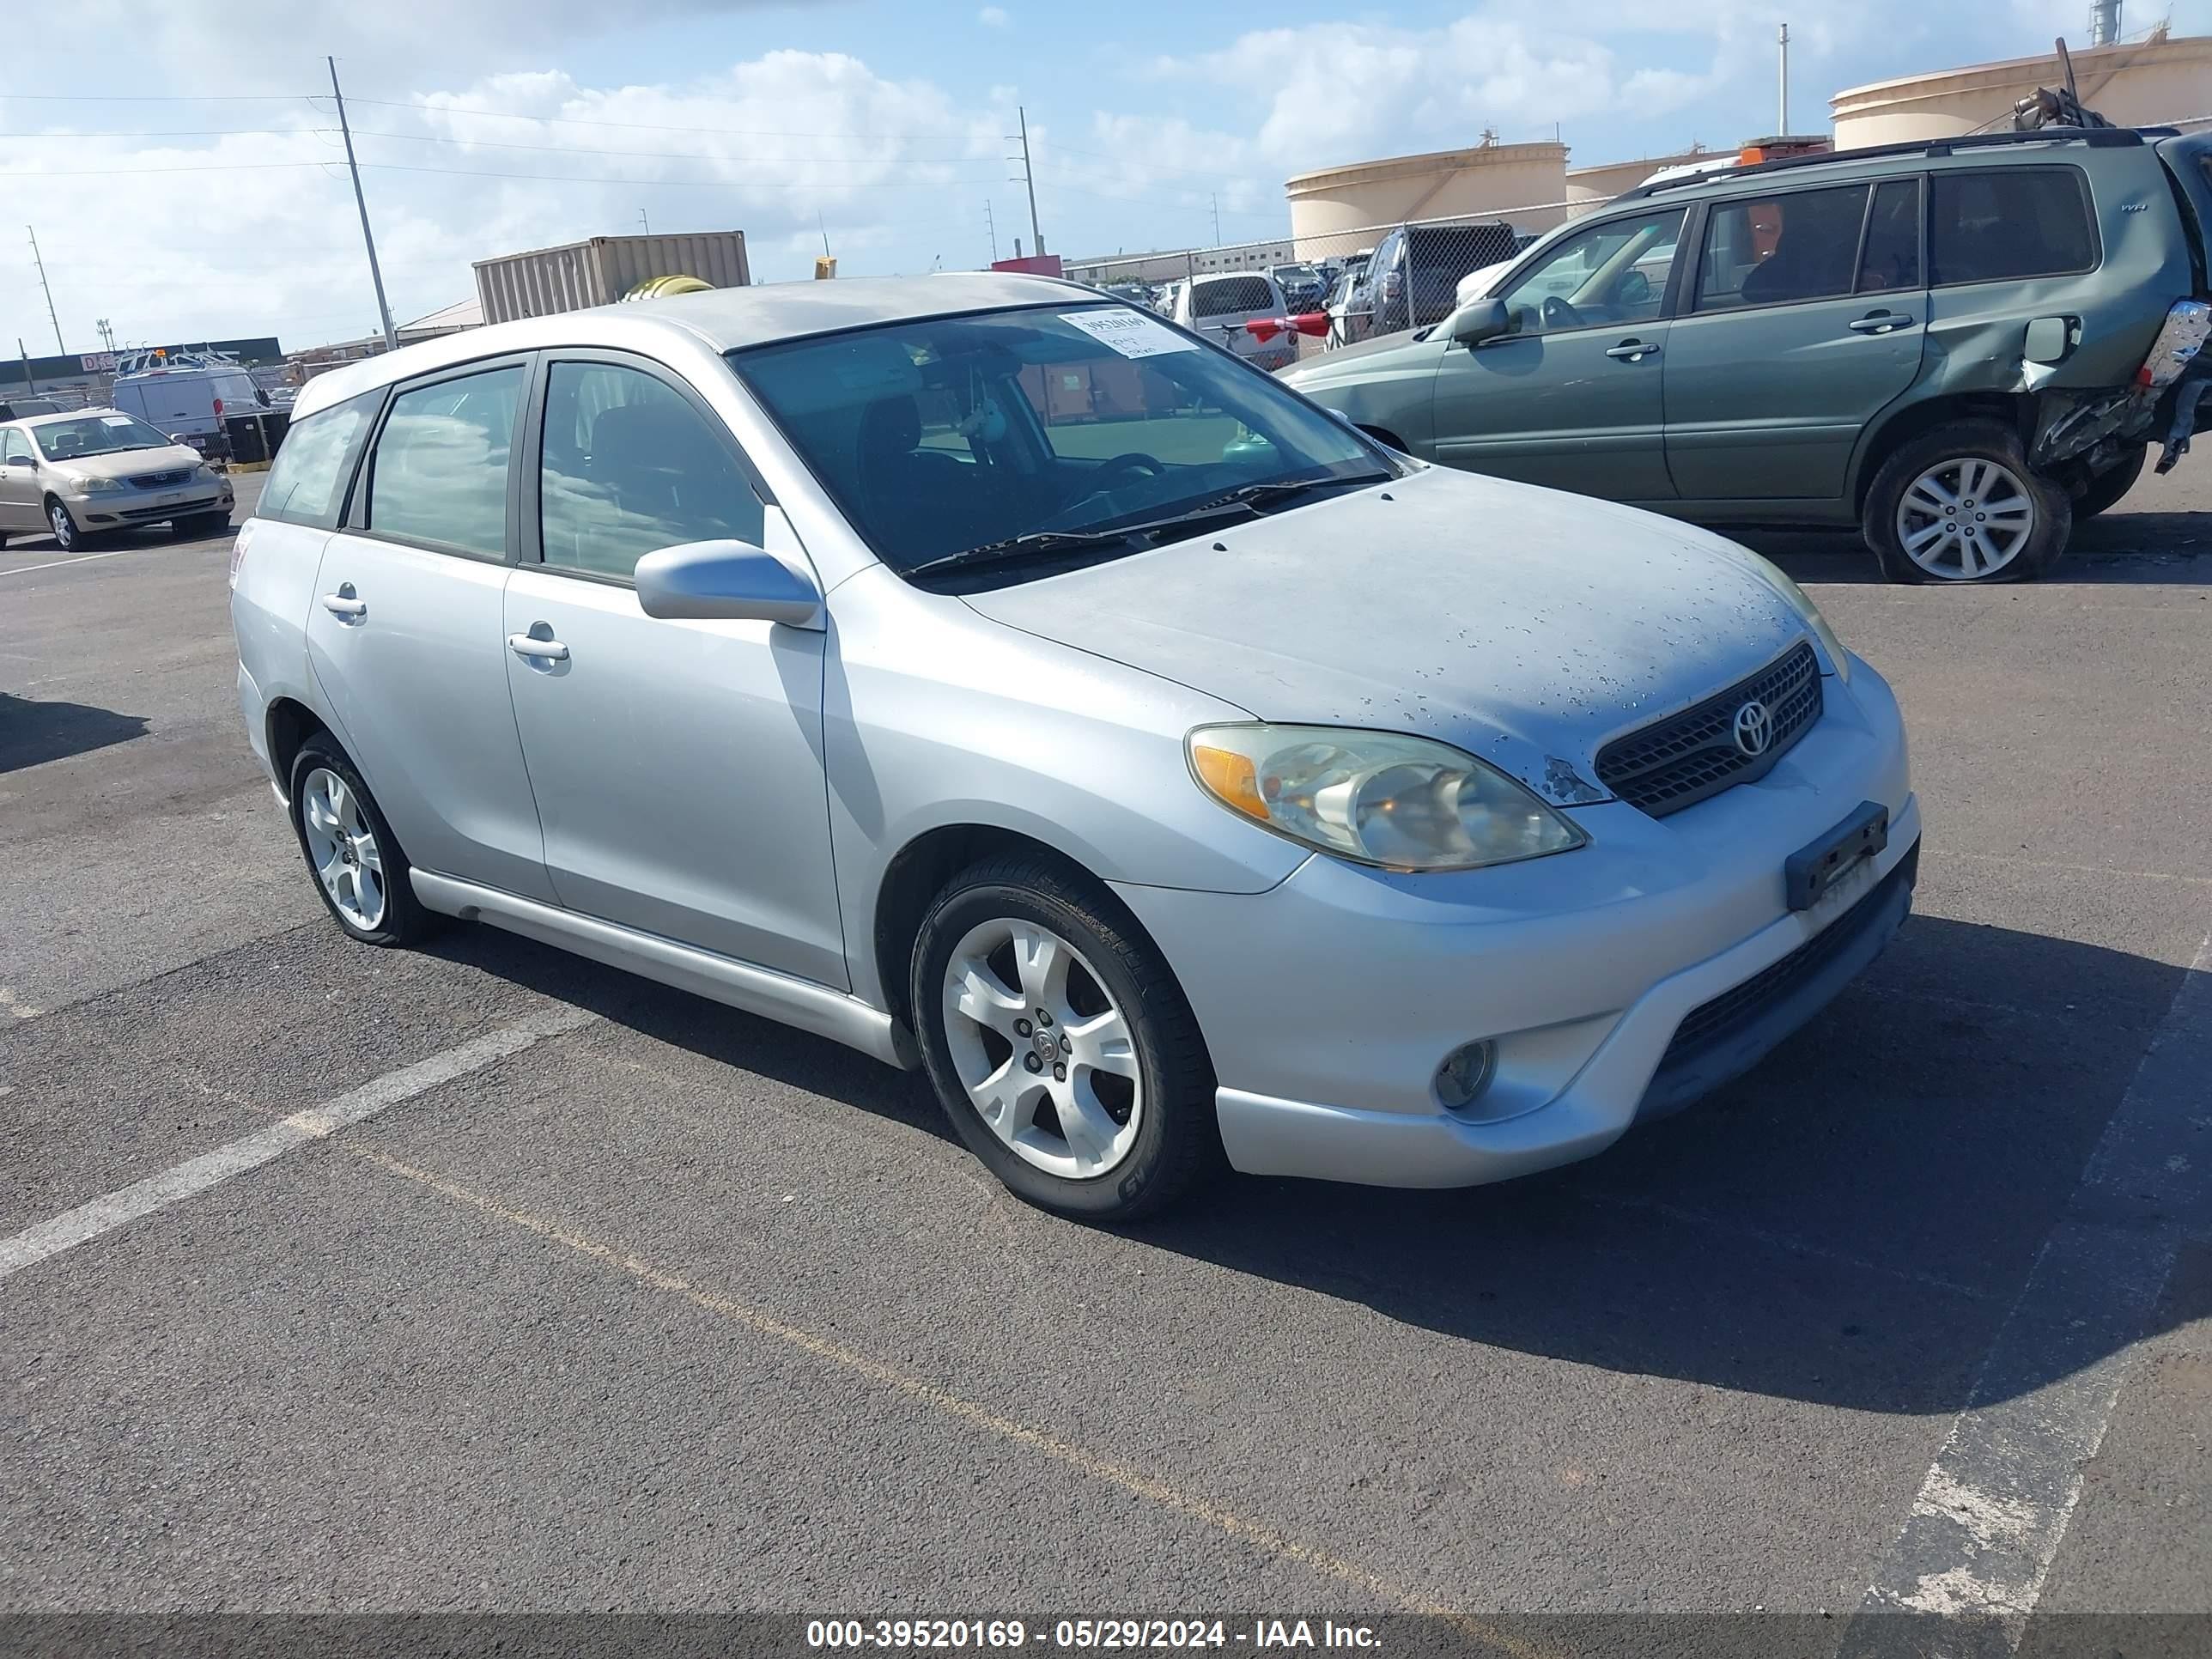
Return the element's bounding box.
[2072,443,2147,520]
[910,854,1218,1222]
[288,737,434,946]
[1863,421,2069,584]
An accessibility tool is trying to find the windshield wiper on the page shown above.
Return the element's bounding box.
[1202,472,1391,511]
[903,496,1266,579]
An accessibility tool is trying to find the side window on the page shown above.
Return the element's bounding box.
[1856,179,1923,292]
[537,361,765,580]
[259,391,377,527]
[1496,209,1685,336]
[2,429,29,465]
[1930,169,2095,285]
[1697,183,1869,310]
[365,364,524,557]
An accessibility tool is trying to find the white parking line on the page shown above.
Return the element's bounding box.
[0,1006,592,1282]
[0,546,162,578]
[1842,933,2212,1650]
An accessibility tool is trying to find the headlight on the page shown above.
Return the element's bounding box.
[75,474,126,495]
[1187,724,1588,872]
[1747,555,1850,684]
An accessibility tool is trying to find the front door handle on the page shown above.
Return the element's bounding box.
[507,631,569,662]
[1849,313,1917,334]
[1605,340,1661,361]
[319,585,366,620]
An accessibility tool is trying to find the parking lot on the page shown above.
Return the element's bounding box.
[3,469,2209,1644]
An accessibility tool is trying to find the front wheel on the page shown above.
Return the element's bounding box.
[46,500,81,553]
[1863,421,2070,584]
[910,854,1218,1222]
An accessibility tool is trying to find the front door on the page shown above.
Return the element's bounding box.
[304,356,557,902]
[0,428,39,530]
[1430,206,1685,501]
[1664,178,1928,502]
[502,354,846,988]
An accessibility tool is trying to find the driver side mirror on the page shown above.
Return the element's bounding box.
[5,453,32,468]
[1449,299,1511,348]
[635,538,825,629]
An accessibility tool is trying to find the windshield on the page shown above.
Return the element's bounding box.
[730,304,1389,577]
[33,412,174,460]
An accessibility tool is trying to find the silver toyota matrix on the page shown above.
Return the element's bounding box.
[230,273,1917,1220]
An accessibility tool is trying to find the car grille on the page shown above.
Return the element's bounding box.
[1594,641,1822,817]
[127,468,193,489]
[1660,843,1917,1066]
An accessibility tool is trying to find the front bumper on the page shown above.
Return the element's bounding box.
[1109,659,1917,1189]
[67,483,228,526]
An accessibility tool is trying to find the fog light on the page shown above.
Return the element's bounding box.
[1435,1040,1497,1111]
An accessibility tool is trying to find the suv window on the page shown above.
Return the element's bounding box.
[1497,208,1685,337]
[1930,168,2095,285]
[1857,178,1923,292]
[259,391,377,527]
[365,363,523,558]
[1193,276,1273,318]
[537,361,764,580]
[1698,183,1869,310]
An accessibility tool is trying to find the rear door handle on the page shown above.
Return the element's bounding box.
[507,632,569,662]
[319,591,366,619]
[1605,340,1660,361]
[1849,313,1917,334]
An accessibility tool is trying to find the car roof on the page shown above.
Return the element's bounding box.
[290,272,1105,422]
[1621,124,2154,205]
[20,406,119,428]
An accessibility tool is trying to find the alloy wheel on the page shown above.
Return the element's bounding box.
[939,918,1143,1180]
[300,766,387,931]
[48,503,76,551]
[1895,456,2037,580]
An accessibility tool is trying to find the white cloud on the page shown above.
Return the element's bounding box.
[977,5,1010,26]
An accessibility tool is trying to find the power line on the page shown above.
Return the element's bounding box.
[336,94,957,143]
[0,90,311,101]
[0,125,323,138]
[343,126,988,166]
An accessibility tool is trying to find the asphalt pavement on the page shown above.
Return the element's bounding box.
[2,467,2208,1648]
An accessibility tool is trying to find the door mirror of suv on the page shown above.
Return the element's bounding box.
[635,538,825,629]
[1449,298,1511,347]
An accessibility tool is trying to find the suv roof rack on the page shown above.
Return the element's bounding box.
[1623,125,2145,199]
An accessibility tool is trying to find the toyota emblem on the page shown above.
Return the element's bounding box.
[1733,699,1774,758]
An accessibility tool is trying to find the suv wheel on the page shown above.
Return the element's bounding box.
[910,854,1219,1222]
[289,738,435,946]
[2073,443,2148,521]
[46,499,81,553]
[1864,420,2069,584]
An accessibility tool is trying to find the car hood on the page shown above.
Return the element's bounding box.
[1281,330,1430,380]
[960,466,1812,807]
[48,442,203,481]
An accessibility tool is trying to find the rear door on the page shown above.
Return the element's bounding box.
[304,355,556,902]
[1190,275,1291,368]
[1429,205,1685,501]
[1664,177,1928,503]
[501,351,846,985]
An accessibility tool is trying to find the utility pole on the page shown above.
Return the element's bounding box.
[1008,105,1043,257]
[637,207,651,235]
[95,319,115,354]
[16,337,33,395]
[1211,193,1221,246]
[328,56,397,352]
[984,200,998,263]
[27,228,64,354]
[1777,23,1790,133]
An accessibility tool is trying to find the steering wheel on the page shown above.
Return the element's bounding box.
[1540,295,1585,331]
[1089,453,1166,489]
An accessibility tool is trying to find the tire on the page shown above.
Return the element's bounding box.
[2072,443,2147,521]
[910,854,1219,1222]
[1863,420,2070,584]
[45,498,81,553]
[287,737,435,946]
[171,509,231,539]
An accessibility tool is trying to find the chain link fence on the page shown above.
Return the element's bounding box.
[1066,196,1590,361]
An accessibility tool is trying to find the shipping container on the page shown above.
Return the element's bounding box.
[473,232,750,325]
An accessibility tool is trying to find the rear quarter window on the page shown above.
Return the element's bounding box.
[258,390,380,529]
[1930,167,2097,285]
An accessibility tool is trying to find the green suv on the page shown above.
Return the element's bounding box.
[1282,126,2212,582]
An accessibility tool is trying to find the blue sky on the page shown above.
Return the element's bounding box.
[3,0,2208,352]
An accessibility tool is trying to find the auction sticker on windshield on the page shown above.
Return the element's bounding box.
[1061,310,1199,359]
